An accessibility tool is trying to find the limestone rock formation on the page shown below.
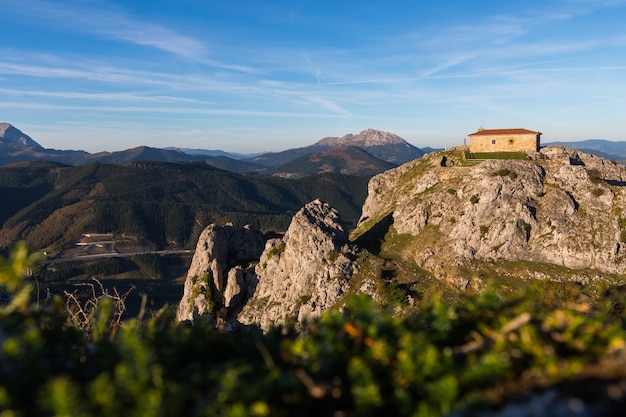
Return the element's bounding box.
[316,128,409,147]
[356,146,626,280]
[316,129,424,164]
[176,224,265,322]
[238,199,360,331]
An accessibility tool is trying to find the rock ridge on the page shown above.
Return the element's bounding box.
[176,223,265,323]
[316,128,407,147]
[239,199,360,330]
[0,123,43,149]
[357,145,626,279]
[177,199,360,330]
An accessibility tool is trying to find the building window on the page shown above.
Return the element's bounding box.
[491,139,496,145]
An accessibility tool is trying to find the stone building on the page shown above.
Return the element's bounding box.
[468,128,541,153]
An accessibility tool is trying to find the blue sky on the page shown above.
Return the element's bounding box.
[2,0,626,153]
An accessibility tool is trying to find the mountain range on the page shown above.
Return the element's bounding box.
[0,124,425,176]
[545,139,626,162]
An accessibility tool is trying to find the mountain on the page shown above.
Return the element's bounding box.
[176,145,626,331]
[421,146,445,154]
[546,139,626,161]
[353,145,626,280]
[0,160,370,253]
[246,128,425,168]
[82,146,210,164]
[199,155,265,173]
[81,146,263,171]
[268,145,396,177]
[0,123,89,166]
[168,147,260,160]
[0,123,422,175]
[315,128,425,164]
[0,124,267,170]
[0,123,43,149]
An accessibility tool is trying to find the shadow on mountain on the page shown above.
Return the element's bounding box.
[352,213,394,255]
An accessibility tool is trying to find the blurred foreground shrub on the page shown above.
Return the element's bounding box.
[1,244,626,416]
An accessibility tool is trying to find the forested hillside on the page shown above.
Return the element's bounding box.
[0,161,369,253]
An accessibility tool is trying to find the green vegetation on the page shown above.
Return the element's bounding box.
[267,241,286,260]
[131,253,165,279]
[593,188,605,197]
[588,169,604,184]
[201,273,218,315]
[0,161,370,252]
[619,218,626,243]
[470,194,480,204]
[494,168,518,180]
[467,152,529,160]
[269,146,395,176]
[2,245,626,416]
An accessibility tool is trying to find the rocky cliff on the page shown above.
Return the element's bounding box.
[179,145,626,329]
[238,199,360,331]
[176,224,266,323]
[177,200,361,330]
[355,146,626,282]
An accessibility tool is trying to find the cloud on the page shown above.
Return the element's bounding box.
[305,95,352,116]
[0,87,212,105]
[1,0,206,58]
[0,100,350,119]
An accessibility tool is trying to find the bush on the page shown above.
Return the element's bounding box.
[495,169,517,180]
[2,244,626,416]
[266,241,286,259]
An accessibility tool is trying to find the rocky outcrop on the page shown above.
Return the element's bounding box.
[176,224,265,322]
[316,128,409,147]
[357,146,626,278]
[177,200,361,330]
[238,199,360,331]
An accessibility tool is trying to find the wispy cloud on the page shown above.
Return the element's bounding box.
[304,95,352,116]
[0,100,350,119]
[0,87,212,105]
[1,0,206,58]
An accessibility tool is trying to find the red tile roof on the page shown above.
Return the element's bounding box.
[468,128,542,136]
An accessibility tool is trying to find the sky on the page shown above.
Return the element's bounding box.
[1,0,626,154]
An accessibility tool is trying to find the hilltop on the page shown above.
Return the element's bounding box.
[248,128,424,169]
[353,145,626,283]
[0,123,43,149]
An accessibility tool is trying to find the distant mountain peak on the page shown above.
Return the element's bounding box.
[315,129,407,147]
[0,123,43,149]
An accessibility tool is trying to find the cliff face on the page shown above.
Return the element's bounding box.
[177,200,360,330]
[176,224,265,323]
[238,199,360,331]
[356,146,626,280]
